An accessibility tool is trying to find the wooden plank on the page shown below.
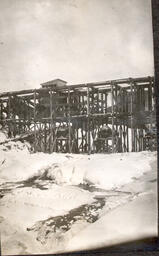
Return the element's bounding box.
[0,76,154,99]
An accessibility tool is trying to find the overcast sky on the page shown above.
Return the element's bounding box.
[0,0,154,92]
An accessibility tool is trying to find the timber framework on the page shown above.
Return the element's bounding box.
[0,76,156,154]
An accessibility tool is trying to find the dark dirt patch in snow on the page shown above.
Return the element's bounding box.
[0,181,22,198]
[0,188,12,198]
[17,165,59,190]
[0,175,52,196]
[27,198,105,244]
[77,182,132,196]
[149,179,157,183]
[77,183,106,193]
[17,176,50,190]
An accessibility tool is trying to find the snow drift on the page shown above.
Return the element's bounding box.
[0,133,157,255]
[0,137,155,190]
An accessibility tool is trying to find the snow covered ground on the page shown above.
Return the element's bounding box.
[0,132,157,255]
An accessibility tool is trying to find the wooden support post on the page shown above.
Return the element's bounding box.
[0,101,4,129]
[115,84,118,113]
[8,96,11,119]
[81,120,84,153]
[68,88,71,153]
[101,92,103,113]
[119,125,122,152]
[123,124,126,152]
[148,76,153,114]
[111,83,115,153]
[134,128,137,152]
[92,117,95,153]
[137,129,140,151]
[33,91,37,152]
[123,90,125,113]
[82,94,84,114]
[130,79,134,152]
[97,90,99,113]
[8,96,12,137]
[142,86,145,110]
[105,92,107,113]
[87,86,91,154]
[120,88,123,113]
[44,121,47,152]
[76,123,79,153]
[126,125,129,152]
[50,90,53,153]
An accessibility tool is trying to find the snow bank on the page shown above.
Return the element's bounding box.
[0,131,7,143]
[82,152,155,189]
[0,185,94,228]
[0,134,157,255]
[66,191,158,252]
[0,141,68,183]
[0,136,156,191]
[36,152,155,190]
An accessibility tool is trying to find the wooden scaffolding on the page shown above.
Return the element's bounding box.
[0,76,156,154]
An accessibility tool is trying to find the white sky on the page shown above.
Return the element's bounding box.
[0,0,154,92]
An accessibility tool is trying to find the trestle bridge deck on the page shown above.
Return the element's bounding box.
[0,76,156,154]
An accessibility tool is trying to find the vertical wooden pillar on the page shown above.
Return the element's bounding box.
[134,128,137,152]
[149,77,153,131]
[105,92,107,113]
[91,88,94,114]
[44,121,47,152]
[0,100,3,127]
[92,116,95,154]
[8,95,12,137]
[81,119,84,153]
[97,90,99,113]
[87,86,91,154]
[101,92,104,113]
[82,94,84,114]
[126,126,129,152]
[123,124,126,152]
[130,79,134,152]
[8,96,11,119]
[33,91,37,152]
[111,82,115,153]
[115,84,118,113]
[149,78,152,111]
[50,89,53,153]
[68,87,71,153]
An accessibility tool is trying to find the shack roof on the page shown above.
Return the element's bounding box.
[41,79,67,88]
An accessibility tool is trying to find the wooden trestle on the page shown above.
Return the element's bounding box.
[0,76,156,154]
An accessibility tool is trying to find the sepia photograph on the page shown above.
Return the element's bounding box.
[0,0,158,255]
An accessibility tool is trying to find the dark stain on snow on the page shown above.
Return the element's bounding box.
[0,188,12,198]
[17,176,49,190]
[17,167,56,190]
[77,182,132,196]
[149,178,157,183]
[27,197,106,244]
